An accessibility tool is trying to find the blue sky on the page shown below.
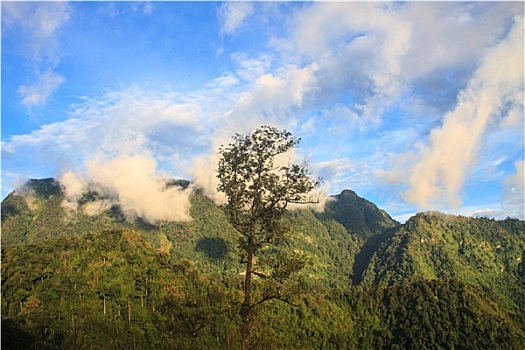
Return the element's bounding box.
[2,1,524,222]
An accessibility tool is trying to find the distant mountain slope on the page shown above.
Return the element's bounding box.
[363,212,525,314]
[318,189,399,239]
[2,178,525,349]
[1,178,384,286]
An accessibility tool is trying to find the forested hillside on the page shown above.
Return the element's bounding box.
[2,178,524,349]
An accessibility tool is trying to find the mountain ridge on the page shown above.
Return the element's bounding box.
[2,178,524,349]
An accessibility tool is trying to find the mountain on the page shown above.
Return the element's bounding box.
[363,212,525,315]
[2,178,524,349]
[319,189,398,239]
[0,178,397,286]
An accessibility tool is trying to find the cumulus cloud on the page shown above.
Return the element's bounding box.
[279,2,412,125]
[86,155,192,223]
[394,15,524,210]
[5,2,522,221]
[60,171,88,211]
[233,63,319,128]
[276,2,522,127]
[59,155,192,223]
[60,155,193,223]
[3,2,71,108]
[4,58,323,221]
[4,87,211,223]
[218,2,254,35]
[231,52,272,82]
[18,70,65,107]
[189,153,226,206]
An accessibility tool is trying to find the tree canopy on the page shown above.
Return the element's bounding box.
[217,126,320,350]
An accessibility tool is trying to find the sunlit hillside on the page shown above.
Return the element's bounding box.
[2,179,524,349]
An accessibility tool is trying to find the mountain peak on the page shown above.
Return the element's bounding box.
[339,189,357,196]
[318,189,399,239]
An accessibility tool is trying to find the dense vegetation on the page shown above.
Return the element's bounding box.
[216,126,322,349]
[2,178,524,349]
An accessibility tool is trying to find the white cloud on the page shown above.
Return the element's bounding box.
[97,3,121,18]
[66,87,209,163]
[56,155,194,223]
[3,86,213,222]
[231,52,272,82]
[2,2,71,64]
[403,2,522,80]
[394,15,524,210]
[3,2,71,108]
[279,2,413,124]
[300,117,316,135]
[4,3,523,222]
[82,200,113,217]
[189,153,226,206]
[132,2,154,15]
[218,2,254,35]
[206,73,239,90]
[60,171,88,211]
[233,63,319,129]
[276,2,522,126]
[322,103,361,129]
[18,70,65,107]
[85,155,192,223]
[314,158,374,195]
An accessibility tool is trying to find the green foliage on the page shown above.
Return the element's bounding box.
[1,230,241,349]
[318,189,399,239]
[217,126,320,246]
[287,209,361,287]
[217,126,321,349]
[365,212,525,316]
[2,179,524,349]
[340,279,525,349]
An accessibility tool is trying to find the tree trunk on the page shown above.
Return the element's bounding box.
[241,248,254,350]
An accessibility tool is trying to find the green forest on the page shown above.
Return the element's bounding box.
[2,178,525,349]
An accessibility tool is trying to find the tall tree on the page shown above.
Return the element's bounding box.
[217,126,320,350]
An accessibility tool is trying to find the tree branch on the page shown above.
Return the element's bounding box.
[251,269,270,279]
[250,294,299,311]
